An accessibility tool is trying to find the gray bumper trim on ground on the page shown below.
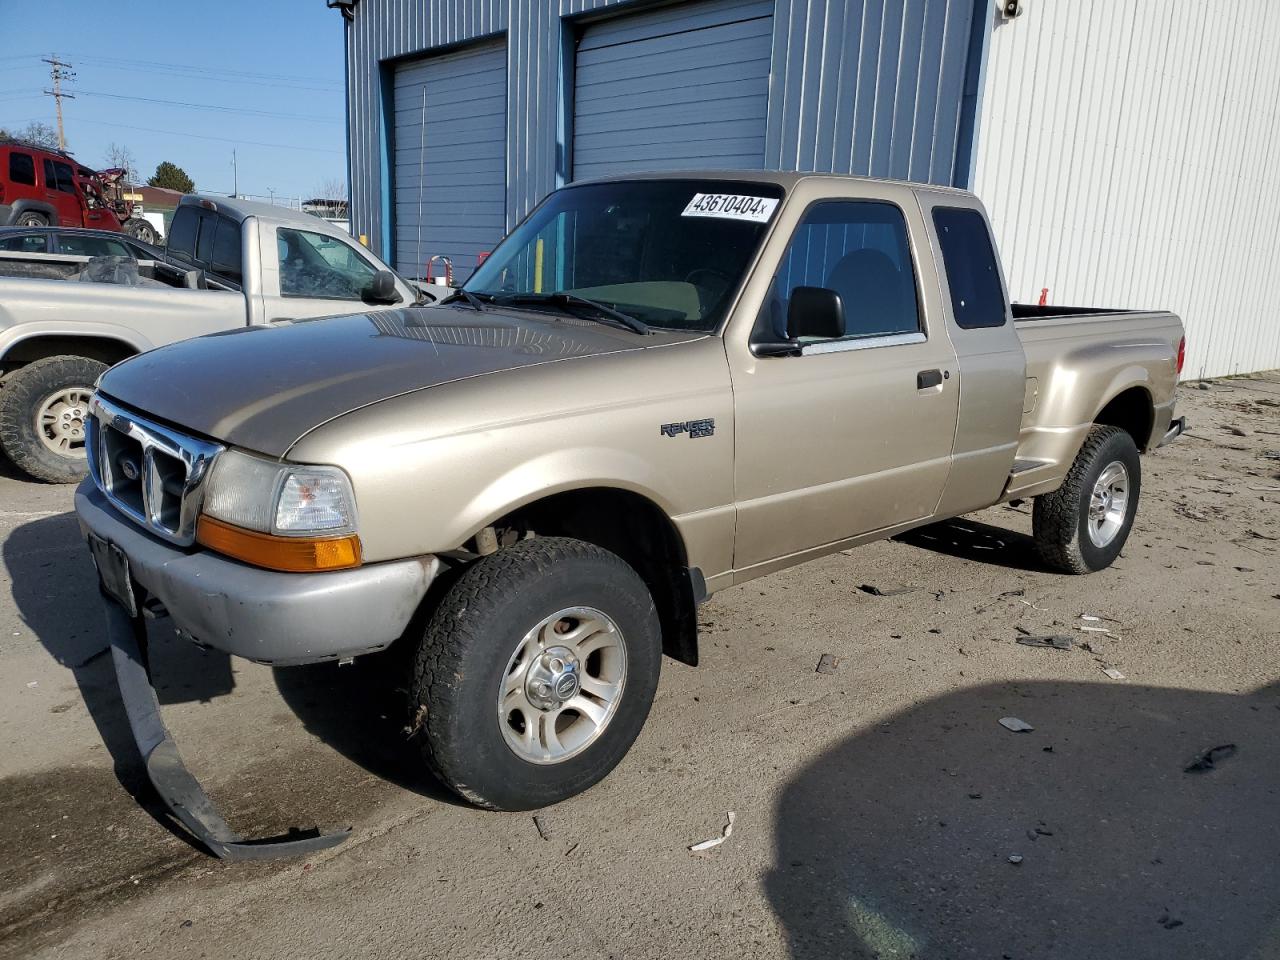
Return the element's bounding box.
[1159,415,1187,447]
[76,481,439,665]
[106,600,351,860]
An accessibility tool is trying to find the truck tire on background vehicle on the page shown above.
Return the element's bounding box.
[16,211,49,227]
[125,218,159,245]
[0,355,105,483]
[410,537,662,810]
[1032,425,1142,574]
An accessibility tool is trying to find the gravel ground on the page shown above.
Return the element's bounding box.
[1,373,1278,960]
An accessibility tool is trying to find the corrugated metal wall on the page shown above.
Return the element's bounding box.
[573,0,775,179]
[345,0,984,262]
[972,1,1280,380]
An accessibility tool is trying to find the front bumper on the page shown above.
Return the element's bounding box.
[75,481,439,665]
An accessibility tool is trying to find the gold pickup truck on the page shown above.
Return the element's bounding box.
[74,171,1185,858]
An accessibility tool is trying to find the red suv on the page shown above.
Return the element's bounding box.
[0,139,125,231]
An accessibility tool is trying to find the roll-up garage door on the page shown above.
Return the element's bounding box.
[573,0,773,182]
[393,41,506,281]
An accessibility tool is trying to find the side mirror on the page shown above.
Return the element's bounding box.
[364,269,401,305]
[786,286,844,340]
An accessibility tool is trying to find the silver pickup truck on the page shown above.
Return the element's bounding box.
[74,171,1185,859]
[0,195,421,482]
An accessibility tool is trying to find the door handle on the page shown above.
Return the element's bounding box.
[917,369,943,389]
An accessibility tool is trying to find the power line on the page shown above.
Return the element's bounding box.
[64,116,344,154]
[69,54,340,88]
[71,60,339,93]
[75,90,339,123]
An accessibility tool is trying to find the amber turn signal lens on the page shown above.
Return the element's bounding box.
[196,515,362,572]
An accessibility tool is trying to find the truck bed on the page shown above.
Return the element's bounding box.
[1007,304,1183,499]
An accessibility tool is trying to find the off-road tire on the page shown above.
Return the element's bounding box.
[15,211,49,227]
[126,219,159,245]
[0,356,106,483]
[410,537,662,810]
[1032,425,1141,574]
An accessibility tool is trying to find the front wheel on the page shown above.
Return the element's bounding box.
[0,356,106,483]
[1032,425,1141,574]
[410,537,661,810]
[16,211,49,227]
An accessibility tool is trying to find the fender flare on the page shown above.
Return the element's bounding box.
[5,199,59,225]
[0,321,152,364]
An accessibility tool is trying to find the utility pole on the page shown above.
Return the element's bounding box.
[231,149,238,197]
[42,55,75,151]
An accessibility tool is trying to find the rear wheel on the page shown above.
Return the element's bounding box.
[16,211,48,227]
[1032,425,1141,574]
[410,537,662,810]
[0,356,106,483]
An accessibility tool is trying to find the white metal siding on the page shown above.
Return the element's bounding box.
[572,0,773,181]
[392,41,507,280]
[972,1,1280,380]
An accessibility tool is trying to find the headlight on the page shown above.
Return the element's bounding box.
[197,450,361,571]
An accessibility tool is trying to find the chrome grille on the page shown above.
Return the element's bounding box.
[86,395,223,546]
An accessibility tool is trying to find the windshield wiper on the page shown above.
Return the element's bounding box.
[496,292,649,335]
[439,289,491,311]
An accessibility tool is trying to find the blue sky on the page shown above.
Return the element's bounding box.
[1,0,348,200]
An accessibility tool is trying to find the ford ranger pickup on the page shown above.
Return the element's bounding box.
[73,171,1186,858]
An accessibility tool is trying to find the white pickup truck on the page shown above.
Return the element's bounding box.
[0,195,424,482]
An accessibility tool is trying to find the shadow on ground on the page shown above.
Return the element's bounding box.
[273,651,461,803]
[895,515,1051,573]
[3,512,456,819]
[767,679,1280,960]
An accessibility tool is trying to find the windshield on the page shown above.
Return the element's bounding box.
[464,179,785,332]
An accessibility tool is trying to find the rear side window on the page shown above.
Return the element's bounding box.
[8,151,36,186]
[210,217,242,284]
[195,214,218,265]
[48,160,77,193]
[932,207,1006,330]
[167,208,199,262]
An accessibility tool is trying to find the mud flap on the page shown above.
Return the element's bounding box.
[104,601,352,861]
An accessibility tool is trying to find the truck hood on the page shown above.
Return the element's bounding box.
[98,305,706,457]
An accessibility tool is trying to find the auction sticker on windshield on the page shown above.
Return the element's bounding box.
[682,193,779,223]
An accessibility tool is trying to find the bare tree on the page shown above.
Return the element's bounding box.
[1,121,62,151]
[315,177,349,217]
[103,142,138,183]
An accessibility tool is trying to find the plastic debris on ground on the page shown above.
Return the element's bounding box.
[1016,635,1074,651]
[999,717,1034,733]
[533,816,552,841]
[1184,743,1237,774]
[815,653,840,674]
[1101,666,1126,681]
[858,583,915,597]
[689,812,736,852]
[1008,854,1024,864]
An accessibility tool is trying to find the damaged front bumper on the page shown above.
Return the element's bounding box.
[76,482,439,665]
[75,481,441,860]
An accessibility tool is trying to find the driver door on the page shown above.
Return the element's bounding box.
[730,195,960,572]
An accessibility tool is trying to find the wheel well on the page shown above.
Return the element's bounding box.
[1095,387,1154,451]
[1,335,137,371]
[488,488,700,666]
